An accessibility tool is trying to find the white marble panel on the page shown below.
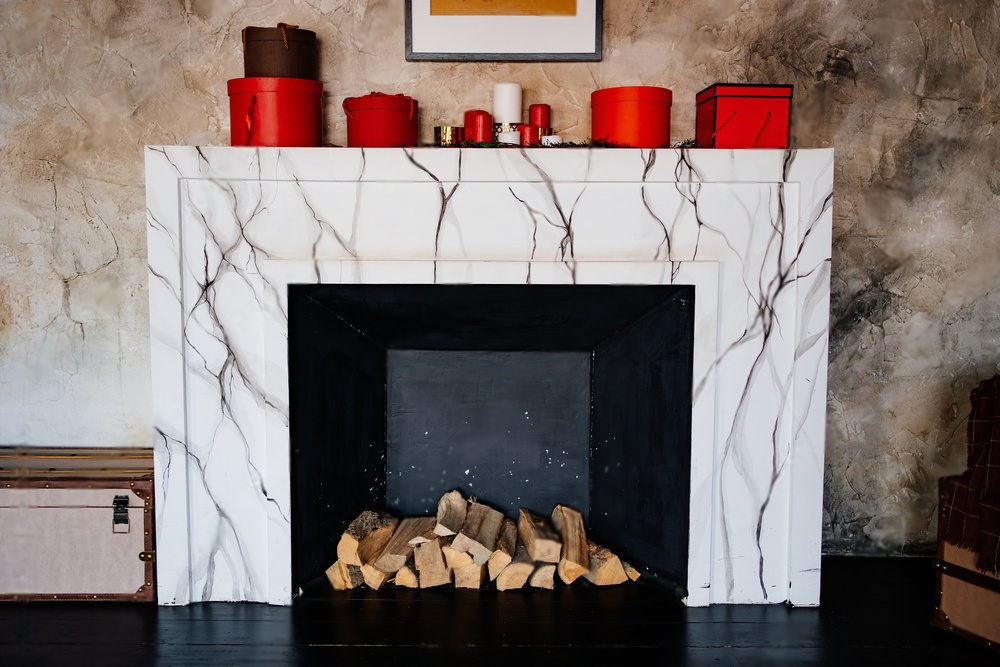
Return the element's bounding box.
[146,146,833,607]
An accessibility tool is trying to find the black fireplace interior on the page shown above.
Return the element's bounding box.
[289,284,694,596]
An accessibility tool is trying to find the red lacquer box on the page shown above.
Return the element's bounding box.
[695,84,792,148]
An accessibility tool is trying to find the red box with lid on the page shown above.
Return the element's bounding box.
[695,84,792,148]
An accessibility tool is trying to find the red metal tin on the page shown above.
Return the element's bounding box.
[464,109,493,143]
[228,77,323,147]
[590,86,672,148]
[695,84,792,148]
[343,92,418,148]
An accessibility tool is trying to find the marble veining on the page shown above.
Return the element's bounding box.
[145,146,833,606]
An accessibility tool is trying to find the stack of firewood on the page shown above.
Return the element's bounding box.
[325,490,640,591]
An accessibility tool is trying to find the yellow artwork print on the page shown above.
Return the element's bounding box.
[429,0,577,16]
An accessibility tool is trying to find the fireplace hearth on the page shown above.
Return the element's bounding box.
[145,146,833,606]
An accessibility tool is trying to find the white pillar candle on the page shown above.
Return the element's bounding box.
[497,131,521,145]
[540,134,563,146]
[492,83,522,124]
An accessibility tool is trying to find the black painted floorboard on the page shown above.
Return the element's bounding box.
[1,556,996,666]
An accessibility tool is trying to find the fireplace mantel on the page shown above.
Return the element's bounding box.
[145,146,833,607]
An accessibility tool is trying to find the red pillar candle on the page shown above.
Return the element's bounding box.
[528,104,551,131]
[519,124,542,146]
[464,109,493,143]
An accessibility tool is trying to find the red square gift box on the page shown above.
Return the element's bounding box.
[695,84,792,148]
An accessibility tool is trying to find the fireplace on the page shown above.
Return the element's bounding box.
[288,283,695,595]
[145,146,833,606]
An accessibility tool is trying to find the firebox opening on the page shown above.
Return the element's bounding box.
[289,284,694,597]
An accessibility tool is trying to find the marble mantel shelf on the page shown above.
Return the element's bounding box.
[145,146,833,607]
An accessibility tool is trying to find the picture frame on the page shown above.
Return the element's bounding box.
[405,0,602,62]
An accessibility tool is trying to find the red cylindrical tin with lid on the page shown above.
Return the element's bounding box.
[228,77,323,147]
[590,86,672,148]
[343,92,419,148]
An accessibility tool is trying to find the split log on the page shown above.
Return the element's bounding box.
[551,504,589,584]
[442,542,476,570]
[325,561,349,591]
[414,538,452,588]
[333,561,364,589]
[361,562,392,590]
[452,501,504,565]
[622,561,641,582]
[433,490,468,537]
[454,563,487,589]
[393,553,419,588]
[495,540,534,591]
[337,509,399,567]
[487,518,518,581]
[517,508,561,563]
[583,541,628,586]
[373,516,436,574]
[394,562,419,588]
[529,563,557,590]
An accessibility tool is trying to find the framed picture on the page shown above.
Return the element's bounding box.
[405,0,602,62]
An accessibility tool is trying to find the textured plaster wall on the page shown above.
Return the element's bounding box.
[1,0,997,554]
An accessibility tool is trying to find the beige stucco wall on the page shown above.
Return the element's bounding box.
[1,0,997,553]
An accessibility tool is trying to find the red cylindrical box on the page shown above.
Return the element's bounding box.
[464,109,493,143]
[590,86,672,148]
[695,84,792,148]
[228,77,323,147]
[343,92,418,148]
[528,104,550,130]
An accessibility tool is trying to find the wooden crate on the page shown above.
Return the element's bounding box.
[934,477,1000,651]
[0,447,155,601]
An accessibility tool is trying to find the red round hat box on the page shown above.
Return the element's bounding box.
[228,77,323,147]
[591,86,672,148]
[343,92,418,148]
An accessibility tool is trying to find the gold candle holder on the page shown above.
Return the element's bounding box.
[434,126,464,147]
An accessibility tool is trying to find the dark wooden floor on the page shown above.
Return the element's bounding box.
[1,556,996,666]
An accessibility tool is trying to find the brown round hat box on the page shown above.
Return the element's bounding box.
[242,24,318,80]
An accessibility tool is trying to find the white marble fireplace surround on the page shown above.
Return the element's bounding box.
[145,145,832,607]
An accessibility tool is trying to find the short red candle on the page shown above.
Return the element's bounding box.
[519,124,541,146]
[464,109,493,143]
[529,103,550,129]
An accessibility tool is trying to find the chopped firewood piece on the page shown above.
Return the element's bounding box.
[337,509,399,567]
[583,541,628,586]
[325,561,348,591]
[551,504,589,584]
[394,562,419,588]
[529,563,557,589]
[517,508,561,563]
[487,518,518,581]
[622,561,641,582]
[443,543,476,570]
[414,537,451,589]
[452,501,504,565]
[495,540,534,591]
[419,567,453,588]
[414,538,447,572]
[454,562,487,589]
[340,562,364,589]
[433,490,468,536]
[407,517,441,546]
[373,516,436,574]
[361,562,392,590]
